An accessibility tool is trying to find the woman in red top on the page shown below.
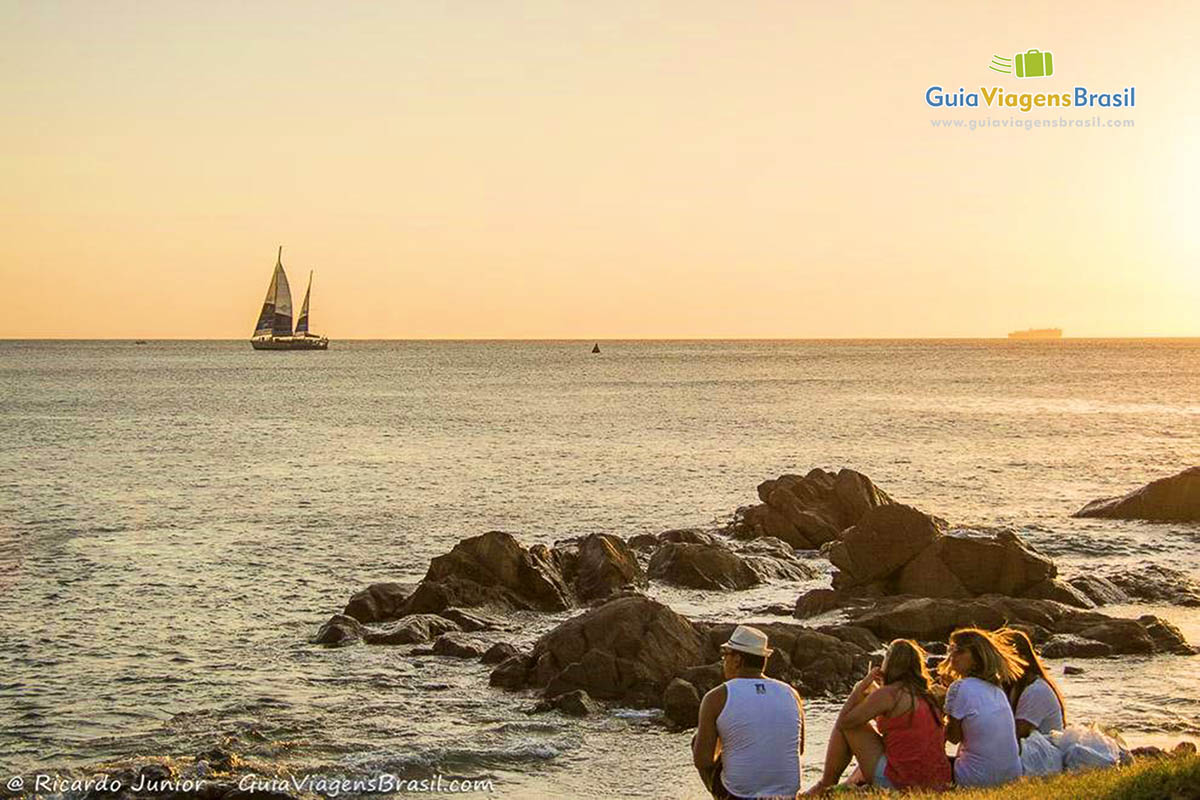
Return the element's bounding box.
[805,639,952,794]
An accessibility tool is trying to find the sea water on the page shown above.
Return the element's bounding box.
[1,339,1197,797]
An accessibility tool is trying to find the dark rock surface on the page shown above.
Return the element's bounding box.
[1073,467,1200,522]
[343,582,410,623]
[362,614,460,645]
[312,614,364,647]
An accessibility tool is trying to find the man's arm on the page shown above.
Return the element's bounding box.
[692,685,727,775]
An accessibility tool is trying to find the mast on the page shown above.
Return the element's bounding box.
[296,271,312,335]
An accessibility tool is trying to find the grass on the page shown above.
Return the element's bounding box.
[838,755,1200,800]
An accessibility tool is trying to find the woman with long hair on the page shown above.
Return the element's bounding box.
[804,639,951,794]
[1001,628,1066,738]
[937,627,1025,787]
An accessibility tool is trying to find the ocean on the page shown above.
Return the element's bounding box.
[1,339,1197,797]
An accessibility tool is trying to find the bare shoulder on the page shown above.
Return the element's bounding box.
[701,683,728,707]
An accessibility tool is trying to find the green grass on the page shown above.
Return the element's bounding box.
[840,755,1200,800]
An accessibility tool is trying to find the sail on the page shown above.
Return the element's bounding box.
[253,247,294,337]
[295,271,312,335]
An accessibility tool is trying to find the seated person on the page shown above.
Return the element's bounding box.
[692,625,805,799]
[1001,628,1066,737]
[804,639,951,795]
[938,627,1024,787]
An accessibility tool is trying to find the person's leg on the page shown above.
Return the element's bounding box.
[804,723,885,795]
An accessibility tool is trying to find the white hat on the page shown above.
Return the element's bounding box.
[720,625,773,658]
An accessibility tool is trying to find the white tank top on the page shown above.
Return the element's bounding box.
[716,677,803,798]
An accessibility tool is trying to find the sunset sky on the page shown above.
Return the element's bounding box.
[2,1,1197,338]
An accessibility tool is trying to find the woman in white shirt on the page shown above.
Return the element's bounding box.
[1001,628,1066,738]
[938,627,1024,787]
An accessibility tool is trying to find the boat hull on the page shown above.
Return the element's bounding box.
[250,336,329,350]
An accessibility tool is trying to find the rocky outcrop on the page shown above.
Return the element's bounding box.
[829,504,944,589]
[343,582,411,623]
[663,678,701,728]
[431,632,489,658]
[362,614,460,645]
[1068,575,1130,606]
[847,596,1192,656]
[531,689,602,717]
[725,468,896,549]
[567,533,647,602]
[1073,467,1200,522]
[648,542,763,590]
[525,594,705,707]
[1099,564,1200,607]
[481,642,520,665]
[312,614,364,647]
[401,531,574,614]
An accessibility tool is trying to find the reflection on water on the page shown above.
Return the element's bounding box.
[0,339,1197,797]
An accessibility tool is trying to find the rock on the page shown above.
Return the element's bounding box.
[527,594,705,706]
[628,533,660,551]
[1023,578,1095,609]
[196,746,240,772]
[647,542,762,590]
[1041,634,1114,658]
[402,531,574,614]
[343,582,410,623]
[658,528,722,546]
[1068,575,1130,606]
[1063,665,1085,675]
[1131,745,1168,760]
[431,632,488,658]
[573,533,647,601]
[1073,467,1200,522]
[1100,564,1200,607]
[849,596,1191,657]
[533,689,602,717]
[818,625,881,653]
[488,654,533,690]
[794,588,842,619]
[312,614,364,647]
[680,662,725,697]
[663,678,701,728]
[727,468,896,550]
[757,603,798,616]
[481,642,520,665]
[699,622,872,697]
[436,607,502,632]
[363,614,460,645]
[1173,741,1198,758]
[925,530,1055,597]
[827,504,944,588]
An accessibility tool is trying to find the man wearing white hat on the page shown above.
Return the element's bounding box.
[692,625,805,799]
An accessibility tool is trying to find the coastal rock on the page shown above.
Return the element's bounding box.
[363,614,460,645]
[572,533,647,601]
[627,533,660,551]
[848,596,1192,656]
[312,614,364,647]
[436,607,503,632]
[431,632,489,658]
[726,468,896,549]
[402,531,574,614]
[1073,467,1200,522]
[532,689,602,717]
[1023,578,1096,609]
[663,678,701,728]
[910,530,1055,597]
[1040,634,1114,658]
[698,622,872,697]
[481,642,520,665]
[1100,564,1200,607]
[658,528,722,546]
[794,588,843,619]
[647,542,762,590]
[488,654,533,690]
[343,582,410,623]
[1068,575,1130,606]
[828,504,944,588]
[528,594,705,706]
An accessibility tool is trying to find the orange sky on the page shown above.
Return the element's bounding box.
[1,1,1197,338]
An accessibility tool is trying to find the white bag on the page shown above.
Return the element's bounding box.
[1020,730,1064,776]
[1050,723,1132,771]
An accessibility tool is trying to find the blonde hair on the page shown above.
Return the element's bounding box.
[939,628,1025,686]
[1001,628,1067,725]
[883,639,944,722]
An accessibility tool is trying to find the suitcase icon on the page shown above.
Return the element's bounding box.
[1014,49,1053,78]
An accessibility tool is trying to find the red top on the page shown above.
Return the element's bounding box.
[877,695,953,790]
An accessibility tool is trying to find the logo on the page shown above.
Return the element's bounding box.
[990,49,1055,78]
[755,683,766,695]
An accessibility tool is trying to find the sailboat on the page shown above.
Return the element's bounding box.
[250,247,329,350]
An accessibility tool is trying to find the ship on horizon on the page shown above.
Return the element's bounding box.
[251,247,329,350]
[1008,328,1063,340]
